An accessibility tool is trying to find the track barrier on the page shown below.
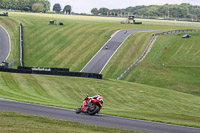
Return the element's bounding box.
[0,66,102,79]
[117,29,200,80]
[19,23,24,67]
[16,23,102,79]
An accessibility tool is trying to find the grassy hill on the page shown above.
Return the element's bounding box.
[102,31,160,79]
[122,32,200,95]
[0,12,200,129]
[0,72,200,128]
[1,12,200,71]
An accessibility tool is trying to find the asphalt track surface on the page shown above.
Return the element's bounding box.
[0,99,199,133]
[0,27,199,132]
[0,25,10,64]
[81,29,164,74]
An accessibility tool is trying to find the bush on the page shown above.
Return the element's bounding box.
[32,3,44,12]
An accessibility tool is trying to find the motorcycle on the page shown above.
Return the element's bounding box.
[76,94,103,115]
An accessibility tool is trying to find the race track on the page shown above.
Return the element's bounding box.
[0,26,199,132]
[81,29,164,74]
[0,99,199,133]
[0,25,10,64]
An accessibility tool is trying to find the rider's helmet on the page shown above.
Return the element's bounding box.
[92,94,101,100]
[97,94,101,96]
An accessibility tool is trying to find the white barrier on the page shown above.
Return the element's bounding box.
[117,29,200,80]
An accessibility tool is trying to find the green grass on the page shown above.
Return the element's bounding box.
[1,12,200,71]
[102,31,162,79]
[20,14,200,72]
[1,12,200,130]
[0,72,200,128]
[0,110,142,133]
[0,16,20,66]
[123,32,200,95]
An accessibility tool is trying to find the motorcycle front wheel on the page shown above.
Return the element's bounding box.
[76,106,82,114]
[88,104,100,115]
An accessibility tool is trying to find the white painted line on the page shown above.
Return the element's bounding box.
[99,33,132,74]
[0,24,11,64]
[81,29,169,74]
[80,30,121,72]
[110,30,120,38]
[100,29,170,74]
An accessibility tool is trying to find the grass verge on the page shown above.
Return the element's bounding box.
[0,16,20,67]
[0,12,200,129]
[0,72,200,128]
[1,12,200,71]
[0,110,142,133]
[123,32,200,95]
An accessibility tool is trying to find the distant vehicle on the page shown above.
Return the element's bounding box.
[182,34,191,38]
[120,21,125,24]
[0,12,8,16]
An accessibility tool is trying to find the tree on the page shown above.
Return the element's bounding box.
[63,5,71,14]
[91,8,99,15]
[18,0,31,11]
[53,3,61,13]
[99,8,109,15]
[38,0,50,12]
[29,0,50,12]
[110,9,120,16]
[32,3,44,12]
[0,0,50,12]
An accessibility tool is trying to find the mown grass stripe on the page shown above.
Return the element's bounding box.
[123,32,200,95]
[1,12,200,128]
[102,32,154,79]
[0,71,200,127]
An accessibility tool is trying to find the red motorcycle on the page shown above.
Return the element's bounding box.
[76,94,103,115]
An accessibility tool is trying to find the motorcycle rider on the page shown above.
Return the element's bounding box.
[76,94,103,114]
[86,94,101,101]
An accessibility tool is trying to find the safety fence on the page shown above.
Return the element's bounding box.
[154,29,200,36]
[0,66,102,79]
[16,23,102,79]
[19,23,24,67]
[17,66,69,72]
[117,29,200,80]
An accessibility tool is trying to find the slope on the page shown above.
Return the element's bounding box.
[0,72,200,128]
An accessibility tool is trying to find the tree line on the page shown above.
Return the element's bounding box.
[91,3,200,20]
[0,0,50,12]
[53,3,71,14]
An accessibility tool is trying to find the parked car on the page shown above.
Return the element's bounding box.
[182,34,191,38]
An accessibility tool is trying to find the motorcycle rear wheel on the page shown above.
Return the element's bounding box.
[88,104,100,115]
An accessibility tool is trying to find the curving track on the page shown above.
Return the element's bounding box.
[0,24,10,64]
[81,29,165,74]
[0,27,199,132]
[0,99,199,133]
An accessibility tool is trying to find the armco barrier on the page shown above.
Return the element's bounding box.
[117,29,200,80]
[16,23,102,79]
[19,23,24,67]
[0,67,102,79]
[18,66,69,72]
